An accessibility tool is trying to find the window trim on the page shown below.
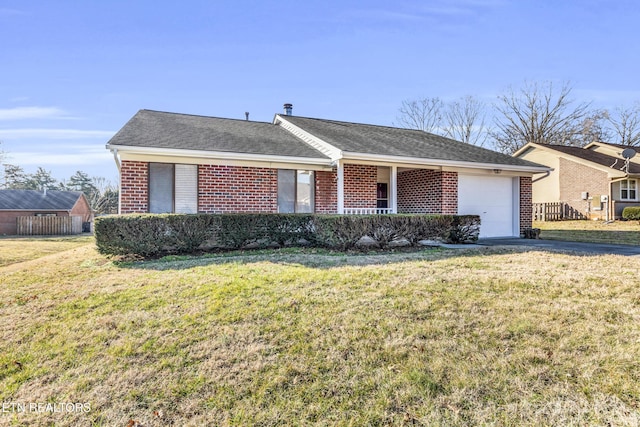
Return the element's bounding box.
[148,162,199,213]
[277,169,315,213]
[620,178,638,201]
[377,182,388,209]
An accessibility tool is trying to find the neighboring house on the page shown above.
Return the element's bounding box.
[106,106,549,238]
[0,190,93,235]
[513,142,640,220]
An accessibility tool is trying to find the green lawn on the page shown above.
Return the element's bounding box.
[0,235,94,267]
[0,240,639,426]
[534,220,640,245]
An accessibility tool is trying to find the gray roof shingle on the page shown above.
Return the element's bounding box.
[280,115,544,168]
[541,144,640,174]
[0,190,84,211]
[107,109,330,159]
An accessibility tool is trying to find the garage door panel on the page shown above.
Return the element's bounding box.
[458,175,515,238]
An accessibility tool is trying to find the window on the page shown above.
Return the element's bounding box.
[149,163,198,213]
[620,179,637,201]
[278,169,314,213]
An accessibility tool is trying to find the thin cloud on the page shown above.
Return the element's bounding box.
[346,0,504,27]
[0,106,74,121]
[0,129,115,139]
[350,9,427,23]
[8,149,112,167]
[418,0,504,17]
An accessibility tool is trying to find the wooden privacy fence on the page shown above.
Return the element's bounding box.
[533,202,586,221]
[17,215,83,235]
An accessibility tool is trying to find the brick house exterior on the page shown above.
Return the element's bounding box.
[109,108,548,237]
[397,170,458,214]
[0,190,93,235]
[514,142,640,220]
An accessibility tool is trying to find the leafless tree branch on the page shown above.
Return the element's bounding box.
[444,95,488,147]
[608,104,640,146]
[395,97,444,133]
[491,81,592,154]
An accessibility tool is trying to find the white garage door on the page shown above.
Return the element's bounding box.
[458,175,517,238]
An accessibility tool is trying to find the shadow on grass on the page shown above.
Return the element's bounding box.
[114,245,546,271]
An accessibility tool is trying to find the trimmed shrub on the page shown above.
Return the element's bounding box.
[622,207,640,221]
[449,215,481,243]
[95,213,481,257]
[310,215,374,250]
[95,214,171,257]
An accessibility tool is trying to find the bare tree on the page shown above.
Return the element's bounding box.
[576,109,612,145]
[395,97,444,133]
[90,176,119,214]
[607,104,640,146]
[491,81,592,154]
[444,95,488,146]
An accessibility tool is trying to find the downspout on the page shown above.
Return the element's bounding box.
[111,148,122,214]
[608,176,632,221]
[532,170,551,183]
[111,148,121,172]
[609,180,613,222]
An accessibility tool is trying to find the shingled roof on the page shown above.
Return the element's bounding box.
[0,190,85,211]
[279,115,543,168]
[107,110,330,159]
[541,144,640,174]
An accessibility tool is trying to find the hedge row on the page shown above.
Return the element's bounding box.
[94,213,480,257]
[622,206,640,220]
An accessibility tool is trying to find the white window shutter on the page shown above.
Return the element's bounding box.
[175,164,198,213]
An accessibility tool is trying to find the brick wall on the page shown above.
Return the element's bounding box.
[120,161,149,213]
[559,158,609,219]
[397,169,458,214]
[315,169,337,213]
[344,164,377,209]
[441,171,458,215]
[198,165,278,213]
[519,176,532,235]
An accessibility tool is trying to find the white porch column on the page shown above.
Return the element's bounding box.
[337,161,344,214]
[390,165,398,214]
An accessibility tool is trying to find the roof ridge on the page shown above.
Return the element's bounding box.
[282,114,481,150]
[139,109,273,125]
[284,114,441,134]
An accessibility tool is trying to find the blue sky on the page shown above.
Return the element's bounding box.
[1,0,640,182]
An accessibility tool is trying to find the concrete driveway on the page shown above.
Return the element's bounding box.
[477,238,640,256]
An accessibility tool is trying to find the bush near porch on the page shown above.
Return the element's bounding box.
[95,213,481,257]
[622,207,640,221]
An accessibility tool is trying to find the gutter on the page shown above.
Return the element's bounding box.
[110,147,121,172]
[341,151,551,173]
[532,170,551,183]
[106,144,334,167]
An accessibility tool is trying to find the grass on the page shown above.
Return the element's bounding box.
[534,220,640,245]
[0,235,94,267]
[0,238,639,426]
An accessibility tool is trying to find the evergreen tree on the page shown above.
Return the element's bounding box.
[68,170,99,200]
[23,167,59,190]
[2,164,29,189]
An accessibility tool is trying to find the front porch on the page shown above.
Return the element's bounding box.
[331,162,458,216]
